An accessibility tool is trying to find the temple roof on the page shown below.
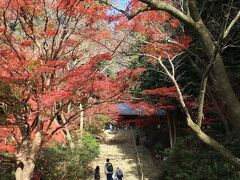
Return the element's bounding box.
[117,103,166,116]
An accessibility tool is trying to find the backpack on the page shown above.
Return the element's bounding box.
[116,170,123,178]
[106,162,113,172]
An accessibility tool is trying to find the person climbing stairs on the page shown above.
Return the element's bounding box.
[91,129,161,180]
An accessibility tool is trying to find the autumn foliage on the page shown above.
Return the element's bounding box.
[0,1,148,179]
[108,0,192,116]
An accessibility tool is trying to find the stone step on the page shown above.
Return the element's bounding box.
[91,129,161,180]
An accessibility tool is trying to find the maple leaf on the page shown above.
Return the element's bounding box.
[169,19,181,28]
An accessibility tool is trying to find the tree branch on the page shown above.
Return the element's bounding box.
[139,0,194,25]
[188,0,201,21]
[197,45,219,127]
[223,10,240,39]
[98,0,151,19]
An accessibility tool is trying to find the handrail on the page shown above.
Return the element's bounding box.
[130,127,144,180]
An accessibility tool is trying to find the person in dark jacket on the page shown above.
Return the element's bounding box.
[135,134,140,145]
[105,158,113,180]
[94,166,100,180]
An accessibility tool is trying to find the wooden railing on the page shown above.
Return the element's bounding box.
[130,127,144,180]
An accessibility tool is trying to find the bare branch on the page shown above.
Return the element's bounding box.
[223,10,240,39]
[98,0,151,19]
[197,45,219,127]
[139,0,194,25]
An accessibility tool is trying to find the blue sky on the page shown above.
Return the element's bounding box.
[109,0,129,14]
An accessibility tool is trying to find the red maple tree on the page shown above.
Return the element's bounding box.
[0,1,146,179]
[107,0,192,117]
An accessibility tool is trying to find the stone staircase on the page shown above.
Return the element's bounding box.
[90,129,161,180]
[136,142,160,180]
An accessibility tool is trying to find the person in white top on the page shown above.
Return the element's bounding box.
[113,167,123,180]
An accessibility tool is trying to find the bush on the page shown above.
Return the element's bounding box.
[84,121,102,135]
[35,134,100,179]
[0,165,15,180]
[96,114,112,124]
[0,153,15,180]
[161,135,240,180]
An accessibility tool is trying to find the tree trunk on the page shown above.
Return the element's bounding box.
[60,112,75,148]
[187,116,240,168]
[194,21,240,132]
[172,114,176,145]
[123,0,240,167]
[15,158,35,180]
[207,88,231,136]
[79,103,84,143]
[15,131,42,180]
[172,79,240,168]
[15,141,35,180]
[167,114,173,149]
[137,0,240,132]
